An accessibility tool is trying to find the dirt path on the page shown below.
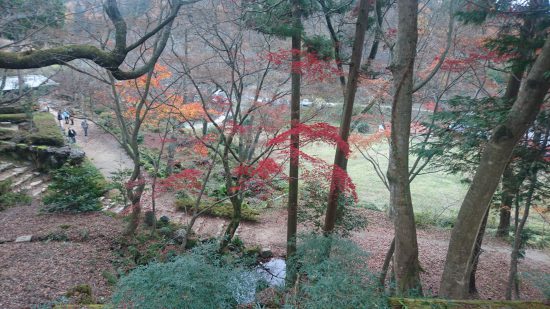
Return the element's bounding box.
[47,108,550,300]
[49,109,133,178]
[155,195,550,300]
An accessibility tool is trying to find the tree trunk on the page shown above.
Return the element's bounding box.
[202,120,208,136]
[469,207,489,297]
[286,0,302,286]
[496,165,516,237]
[220,197,242,250]
[496,63,526,238]
[439,37,550,299]
[387,0,422,296]
[125,161,145,236]
[324,0,370,233]
[379,237,396,289]
[219,138,242,251]
[166,133,176,175]
[506,171,536,300]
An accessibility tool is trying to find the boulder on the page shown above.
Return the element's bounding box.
[260,248,273,258]
[0,142,85,170]
[15,235,32,243]
[174,228,188,244]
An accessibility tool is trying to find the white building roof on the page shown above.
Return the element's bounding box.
[1,74,58,91]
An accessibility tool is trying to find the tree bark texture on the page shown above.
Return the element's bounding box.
[439,37,550,299]
[387,0,422,296]
[379,237,396,288]
[469,207,489,296]
[286,0,302,285]
[496,64,526,237]
[324,0,370,233]
[496,165,516,237]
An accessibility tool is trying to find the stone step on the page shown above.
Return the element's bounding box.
[0,124,19,130]
[11,173,35,189]
[0,166,31,182]
[31,184,48,197]
[18,179,44,192]
[0,162,14,173]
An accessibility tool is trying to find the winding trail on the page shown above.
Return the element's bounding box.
[49,108,550,300]
[49,109,132,178]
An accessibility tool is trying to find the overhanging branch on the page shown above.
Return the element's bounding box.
[0,0,191,80]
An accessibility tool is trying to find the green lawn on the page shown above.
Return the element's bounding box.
[302,142,549,245]
[303,142,469,218]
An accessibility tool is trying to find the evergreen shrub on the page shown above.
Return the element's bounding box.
[110,244,257,308]
[43,162,106,212]
[286,234,389,308]
[0,180,31,210]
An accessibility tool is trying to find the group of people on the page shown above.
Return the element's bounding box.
[56,110,89,144]
[58,110,74,125]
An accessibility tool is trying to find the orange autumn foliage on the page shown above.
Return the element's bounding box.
[116,64,210,126]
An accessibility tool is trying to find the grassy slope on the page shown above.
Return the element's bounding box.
[303,142,468,216]
[303,141,549,245]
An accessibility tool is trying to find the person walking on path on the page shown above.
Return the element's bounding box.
[57,112,63,126]
[81,119,89,137]
[62,110,70,124]
[67,127,77,144]
[70,115,74,125]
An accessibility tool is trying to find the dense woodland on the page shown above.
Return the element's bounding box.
[0,0,549,307]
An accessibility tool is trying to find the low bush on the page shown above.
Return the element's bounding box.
[43,161,106,212]
[175,198,260,222]
[143,210,155,227]
[26,112,64,146]
[0,180,32,210]
[360,202,381,211]
[139,147,167,177]
[356,121,371,134]
[527,273,550,299]
[110,244,257,308]
[0,113,28,123]
[299,180,367,236]
[286,234,388,308]
[415,211,455,229]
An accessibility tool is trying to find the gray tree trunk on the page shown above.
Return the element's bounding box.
[286,0,302,286]
[506,171,536,300]
[387,0,422,296]
[439,37,550,299]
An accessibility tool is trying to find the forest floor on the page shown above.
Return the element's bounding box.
[155,196,550,300]
[0,201,122,308]
[1,110,549,307]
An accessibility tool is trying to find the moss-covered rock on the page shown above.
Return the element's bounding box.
[0,113,28,123]
[25,112,64,146]
[175,198,260,222]
[0,128,16,140]
[0,105,26,114]
[66,284,94,305]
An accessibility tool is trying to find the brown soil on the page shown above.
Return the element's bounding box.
[154,190,550,300]
[0,201,122,308]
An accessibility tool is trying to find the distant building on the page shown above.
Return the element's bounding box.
[1,75,58,93]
